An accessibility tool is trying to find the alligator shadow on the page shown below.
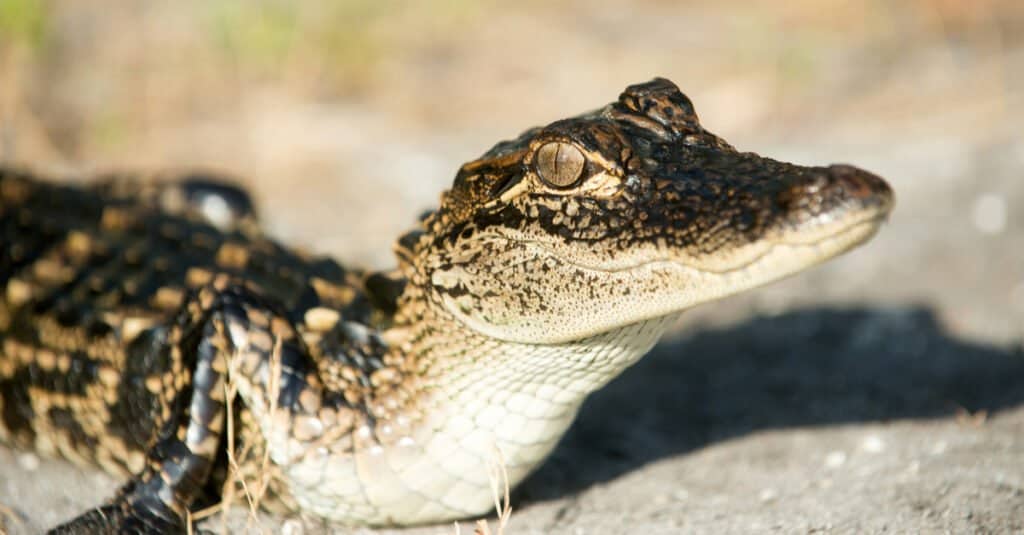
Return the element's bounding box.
[516,305,1024,503]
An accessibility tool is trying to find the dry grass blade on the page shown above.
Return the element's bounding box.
[191,332,287,534]
[467,447,513,535]
[229,334,283,534]
[222,373,259,534]
[0,500,23,535]
[489,448,513,534]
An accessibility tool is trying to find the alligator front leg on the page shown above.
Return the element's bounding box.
[48,274,316,534]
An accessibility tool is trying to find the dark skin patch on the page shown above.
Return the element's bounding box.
[48,406,100,452]
[108,327,172,452]
[0,368,36,443]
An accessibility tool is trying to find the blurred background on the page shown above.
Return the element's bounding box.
[1,1,1022,533]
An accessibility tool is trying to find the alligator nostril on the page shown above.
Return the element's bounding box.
[828,164,895,212]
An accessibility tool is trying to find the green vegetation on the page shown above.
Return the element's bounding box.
[206,1,302,68]
[0,0,48,50]
[203,0,482,89]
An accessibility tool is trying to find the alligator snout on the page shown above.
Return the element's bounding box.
[773,163,894,246]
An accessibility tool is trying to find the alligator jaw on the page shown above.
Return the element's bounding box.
[438,200,892,346]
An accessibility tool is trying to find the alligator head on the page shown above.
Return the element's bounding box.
[404,78,893,345]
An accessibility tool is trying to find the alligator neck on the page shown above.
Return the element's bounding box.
[342,272,679,523]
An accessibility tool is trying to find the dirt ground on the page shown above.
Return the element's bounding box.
[1,1,1022,533]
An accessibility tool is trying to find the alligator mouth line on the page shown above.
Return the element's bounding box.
[485,211,889,278]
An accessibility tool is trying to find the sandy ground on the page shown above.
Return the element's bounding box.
[1,1,1023,533]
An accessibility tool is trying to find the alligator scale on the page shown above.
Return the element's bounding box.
[0,79,893,533]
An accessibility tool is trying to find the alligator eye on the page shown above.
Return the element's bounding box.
[535,142,585,188]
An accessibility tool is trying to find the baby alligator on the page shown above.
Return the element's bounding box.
[0,78,893,533]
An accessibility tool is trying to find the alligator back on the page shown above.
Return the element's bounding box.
[0,169,368,472]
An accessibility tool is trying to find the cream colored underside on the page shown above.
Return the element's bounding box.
[280,313,679,526]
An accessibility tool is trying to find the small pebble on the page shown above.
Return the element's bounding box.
[824,450,847,468]
[16,452,39,471]
[907,460,921,474]
[281,519,304,535]
[1009,282,1024,315]
[971,193,1007,235]
[861,435,885,453]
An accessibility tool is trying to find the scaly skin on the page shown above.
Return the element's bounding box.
[0,78,893,532]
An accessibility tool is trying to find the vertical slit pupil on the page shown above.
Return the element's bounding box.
[539,142,584,187]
